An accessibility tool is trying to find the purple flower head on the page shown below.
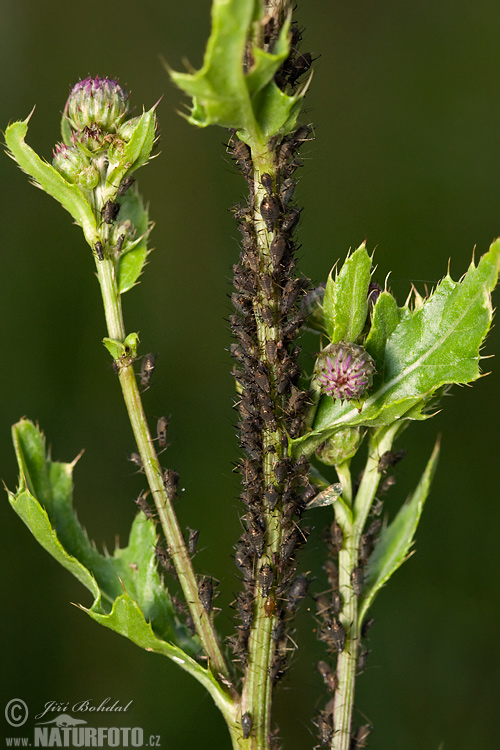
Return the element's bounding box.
[64,76,129,133]
[316,342,376,402]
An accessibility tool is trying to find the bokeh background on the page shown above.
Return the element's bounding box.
[1,1,500,748]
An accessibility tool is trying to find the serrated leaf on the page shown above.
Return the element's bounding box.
[292,241,500,454]
[115,192,151,294]
[323,244,372,344]
[7,419,200,659]
[358,437,440,625]
[169,0,304,144]
[105,108,157,200]
[4,114,99,247]
[365,291,408,365]
[84,593,236,721]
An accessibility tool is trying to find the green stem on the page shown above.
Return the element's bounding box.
[331,424,400,749]
[94,256,231,684]
[240,155,283,750]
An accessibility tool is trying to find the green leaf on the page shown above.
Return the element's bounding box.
[114,192,151,294]
[365,291,408,365]
[358,437,440,625]
[103,332,139,362]
[105,108,157,201]
[323,243,372,344]
[169,0,304,144]
[292,240,500,454]
[4,113,99,248]
[7,419,200,659]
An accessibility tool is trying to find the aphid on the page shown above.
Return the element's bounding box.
[269,654,286,684]
[261,172,274,194]
[129,452,143,470]
[378,449,406,474]
[258,563,274,597]
[237,593,253,630]
[198,577,214,614]
[317,660,337,692]
[102,200,120,224]
[357,646,371,675]
[280,206,301,235]
[94,241,104,261]
[361,616,375,639]
[155,542,172,572]
[134,490,154,520]
[359,533,373,565]
[331,591,342,615]
[280,528,299,561]
[156,416,169,449]
[260,194,281,232]
[329,521,343,553]
[247,523,265,558]
[351,567,365,597]
[315,712,334,746]
[350,725,371,749]
[260,402,277,429]
[264,595,276,618]
[271,615,285,642]
[286,575,309,612]
[288,51,312,86]
[260,273,274,299]
[260,305,274,327]
[274,458,290,484]
[265,487,280,511]
[235,544,254,581]
[115,234,125,253]
[231,292,252,316]
[315,595,332,621]
[241,712,252,740]
[187,527,199,556]
[265,339,278,364]
[254,368,271,394]
[380,474,397,494]
[140,353,156,388]
[279,178,295,208]
[281,278,302,314]
[117,175,135,196]
[269,236,287,268]
[163,468,179,496]
[321,618,345,653]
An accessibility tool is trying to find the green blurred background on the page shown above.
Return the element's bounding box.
[1,1,500,748]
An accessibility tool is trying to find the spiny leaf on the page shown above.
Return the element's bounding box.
[4,114,99,248]
[168,0,304,144]
[8,419,199,657]
[358,437,440,625]
[291,240,500,457]
[323,243,372,344]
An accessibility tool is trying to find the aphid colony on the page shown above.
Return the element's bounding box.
[313,509,382,746]
[226,26,317,694]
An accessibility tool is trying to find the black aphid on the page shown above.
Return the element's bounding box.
[258,564,274,597]
[117,175,135,196]
[261,172,274,194]
[378,449,406,474]
[163,469,179,496]
[237,593,253,631]
[241,712,252,740]
[102,200,120,224]
[198,577,214,613]
[187,527,199,556]
[351,567,365,597]
[286,575,309,612]
[317,660,336,692]
[94,241,104,261]
[134,490,154,520]
[260,194,281,232]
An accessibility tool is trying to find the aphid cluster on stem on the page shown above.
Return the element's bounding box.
[226,16,317,686]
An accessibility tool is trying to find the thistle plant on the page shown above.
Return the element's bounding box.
[3,1,500,749]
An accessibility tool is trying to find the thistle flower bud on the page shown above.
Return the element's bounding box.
[316,342,375,402]
[52,143,99,188]
[64,76,129,133]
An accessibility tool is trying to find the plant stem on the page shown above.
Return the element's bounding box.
[331,424,400,749]
[94,256,231,683]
